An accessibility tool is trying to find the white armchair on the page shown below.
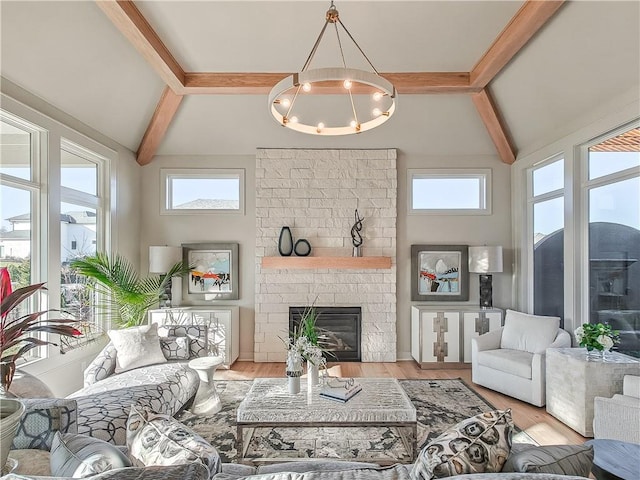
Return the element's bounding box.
[471,309,571,407]
[593,375,640,444]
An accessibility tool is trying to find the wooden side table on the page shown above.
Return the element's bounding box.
[188,356,224,415]
[546,348,640,436]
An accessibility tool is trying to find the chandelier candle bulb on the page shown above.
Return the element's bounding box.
[302,83,311,92]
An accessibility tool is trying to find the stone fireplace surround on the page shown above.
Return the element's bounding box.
[254,148,397,362]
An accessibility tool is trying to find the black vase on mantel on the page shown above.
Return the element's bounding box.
[278,226,294,256]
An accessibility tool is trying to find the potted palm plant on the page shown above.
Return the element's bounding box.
[70,252,191,328]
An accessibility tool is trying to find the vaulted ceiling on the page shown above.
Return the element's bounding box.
[1,1,638,165]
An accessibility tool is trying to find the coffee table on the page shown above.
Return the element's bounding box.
[236,377,417,465]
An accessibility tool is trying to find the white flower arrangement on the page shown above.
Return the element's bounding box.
[574,322,618,352]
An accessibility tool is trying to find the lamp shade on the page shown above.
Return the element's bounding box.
[468,246,503,273]
[149,246,182,274]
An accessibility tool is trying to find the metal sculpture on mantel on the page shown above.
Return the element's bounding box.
[350,209,364,257]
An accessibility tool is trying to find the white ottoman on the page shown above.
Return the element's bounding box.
[188,356,224,414]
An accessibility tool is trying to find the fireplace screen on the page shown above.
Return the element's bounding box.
[289,306,362,362]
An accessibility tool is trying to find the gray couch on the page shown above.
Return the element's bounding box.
[8,398,592,480]
[66,341,200,445]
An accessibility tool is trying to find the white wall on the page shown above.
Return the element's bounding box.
[1,78,142,396]
[142,151,511,362]
[139,155,256,361]
[396,153,512,359]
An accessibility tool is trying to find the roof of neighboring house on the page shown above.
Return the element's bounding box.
[174,199,240,210]
[0,230,30,240]
[5,211,96,225]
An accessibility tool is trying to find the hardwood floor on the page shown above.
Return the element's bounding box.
[217,360,588,447]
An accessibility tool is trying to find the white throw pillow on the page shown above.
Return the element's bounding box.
[500,310,560,354]
[108,323,167,373]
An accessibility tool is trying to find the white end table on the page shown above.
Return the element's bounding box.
[546,348,640,436]
[188,356,224,415]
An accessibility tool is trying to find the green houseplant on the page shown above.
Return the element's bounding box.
[70,252,190,328]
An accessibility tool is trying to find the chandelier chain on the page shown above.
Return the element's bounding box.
[301,18,330,72]
[337,18,380,75]
[333,22,348,69]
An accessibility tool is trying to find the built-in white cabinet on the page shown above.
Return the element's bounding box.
[148,306,239,368]
[411,306,502,367]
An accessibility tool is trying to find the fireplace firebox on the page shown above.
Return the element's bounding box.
[289,306,362,362]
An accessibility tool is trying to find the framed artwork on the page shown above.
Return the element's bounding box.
[182,243,239,302]
[411,244,469,301]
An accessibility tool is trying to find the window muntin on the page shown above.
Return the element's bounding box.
[161,169,245,214]
[408,169,491,214]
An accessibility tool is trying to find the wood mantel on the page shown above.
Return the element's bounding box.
[261,256,392,270]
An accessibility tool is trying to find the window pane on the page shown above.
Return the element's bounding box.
[589,128,640,180]
[0,185,32,288]
[532,159,563,197]
[61,203,97,261]
[60,202,99,352]
[533,196,564,320]
[0,119,31,180]
[61,148,97,195]
[170,177,240,210]
[412,178,481,209]
[589,177,640,357]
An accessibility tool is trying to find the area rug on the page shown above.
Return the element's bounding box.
[177,378,532,464]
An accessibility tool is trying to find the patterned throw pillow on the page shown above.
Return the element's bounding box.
[12,398,78,451]
[108,323,167,373]
[50,432,132,477]
[411,409,514,480]
[158,325,208,358]
[160,336,190,360]
[126,405,220,478]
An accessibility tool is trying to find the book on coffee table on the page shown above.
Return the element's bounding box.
[319,381,362,402]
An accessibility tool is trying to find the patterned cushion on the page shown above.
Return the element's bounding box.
[11,398,78,451]
[108,324,167,373]
[69,363,199,445]
[410,409,514,480]
[126,405,221,478]
[50,432,132,477]
[501,444,594,476]
[84,343,118,386]
[159,325,208,358]
[160,336,190,360]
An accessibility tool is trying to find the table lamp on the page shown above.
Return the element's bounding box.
[468,246,503,308]
[149,246,182,308]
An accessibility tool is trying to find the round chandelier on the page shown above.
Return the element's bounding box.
[268,1,397,136]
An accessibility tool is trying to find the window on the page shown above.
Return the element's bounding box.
[161,169,244,214]
[0,102,112,364]
[59,139,107,352]
[408,169,491,214]
[528,158,565,321]
[585,127,640,357]
[0,111,42,361]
